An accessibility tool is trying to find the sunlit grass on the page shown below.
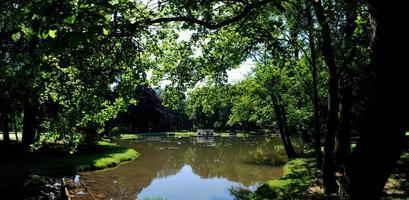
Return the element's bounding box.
[0,132,22,141]
[121,131,249,138]
[56,141,139,171]
[0,141,139,176]
[266,158,311,193]
[91,141,139,170]
[230,153,322,199]
[120,134,140,140]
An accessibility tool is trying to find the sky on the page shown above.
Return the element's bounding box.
[227,59,254,83]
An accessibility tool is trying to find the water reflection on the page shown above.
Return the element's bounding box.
[79,136,284,200]
[138,165,246,200]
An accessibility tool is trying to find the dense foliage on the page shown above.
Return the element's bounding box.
[1,0,407,199]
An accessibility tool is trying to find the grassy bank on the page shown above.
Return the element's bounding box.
[231,153,325,200]
[233,145,409,200]
[0,141,138,195]
[264,157,324,199]
[172,132,248,137]
[120,132,249,139]
[70,141,139,171]
[0,132,22,141]
[384,151,409,199]
[0,141,138,174]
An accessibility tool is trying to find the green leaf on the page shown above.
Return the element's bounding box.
[49,29,58,38]
[109,0,119,5]
[12,32,21,41]
[21,25,34,40]
[104,14,111,22]
[102,28,109,35]
[64,14,77,24]
[42,31,49,39]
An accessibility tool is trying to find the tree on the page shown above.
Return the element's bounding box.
[186,84,236,131]
[2,0,407,198]
[338,2,409,198]
[117,86,164,133]
[304,0,323,169]
[1,0,159,149]
[311,0,340,193]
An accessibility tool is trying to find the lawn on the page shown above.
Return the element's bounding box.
[120,131,249,139]
[0,132,22,141]
[0,141,138,195]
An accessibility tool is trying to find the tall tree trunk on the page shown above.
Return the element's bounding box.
[335,0,357,174]
[14,115,19,142]
[306,1,323,168]
[84,123,98,145]
[1,113,10,144]
[281,105,296,157]
[313,0,339,194]
[22,20,40,151]
[339,2,409,199]
[335,81,352,171]
[22,97,37,150]
[272,96,296,159]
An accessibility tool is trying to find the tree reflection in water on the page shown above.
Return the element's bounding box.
[78,136,285,200]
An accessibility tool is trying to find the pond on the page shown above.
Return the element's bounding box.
[76,136,285,200]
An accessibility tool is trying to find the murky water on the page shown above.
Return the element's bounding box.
[77,136,285,200]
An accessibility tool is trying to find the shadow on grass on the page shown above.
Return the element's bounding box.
[384,150,409,199]
[230,150,329,200]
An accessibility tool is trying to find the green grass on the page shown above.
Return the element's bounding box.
[59,141,138,172]
[123,132,172,137]
[384,151,409,199]
[175,132,197,137]
[2,133,138,170]
[120,134,141,140]
[0,141,138,193]
[230,151,324,200]
[80,141,139,170]
[2,141,139,173]
[265,158,313,195]
[173,131,247,137]
[0,132,22,141]
[121,131,249,138]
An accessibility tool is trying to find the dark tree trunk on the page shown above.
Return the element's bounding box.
[14,116,19,141]
[281,105,296,157]
[334,0,357,174]
[85,130,98,145]
[313,0,339,194]
[1,113,10,144]
[301,129,312,144]
[272,97,296,160]
[22,97,37,150]
[84,123,98,145]
[339,2,409,199]
[323,70,339,194]
[306,1,323,168]
[335,81,352,171]
[22,20,40,151]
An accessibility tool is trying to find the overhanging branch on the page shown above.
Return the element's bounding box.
[140,0,274,29]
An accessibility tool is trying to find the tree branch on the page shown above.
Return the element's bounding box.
[140,0,274,29]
